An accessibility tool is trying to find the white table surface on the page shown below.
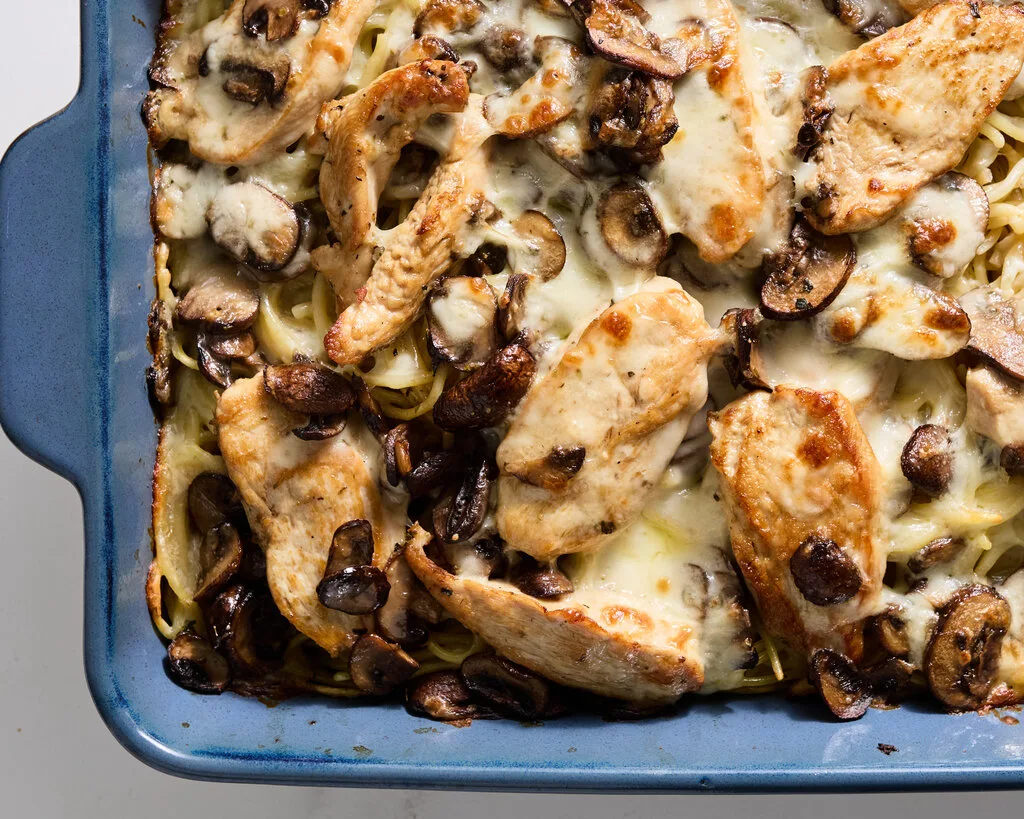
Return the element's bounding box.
[0,3,1019,816]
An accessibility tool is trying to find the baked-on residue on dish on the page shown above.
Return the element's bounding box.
[144,0,1024,722]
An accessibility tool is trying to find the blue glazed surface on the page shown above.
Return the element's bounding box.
[0,0,1023,791]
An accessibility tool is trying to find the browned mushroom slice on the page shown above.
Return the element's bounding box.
[498,288,719,560]
[217,373,391,655]
[504,445,586,492]
[789,535,864,607]
[144,0,373,165]
[907,536,966,574]
[206,183,312,279]
[821,267,971,360]
[413,0,484,36]
[176,265,260,331]
[263,362,355,415]
[809,648,872,720]
[406,671,493,721]
[926,584,1011,710]
[967,365,1024,464]
[900,424,953,498]
[760,220,855,320]
[795,66,833,162]
[720,308,769,392]
[509,556,574,600]
[479,25,530,71]
[903,173,989,279]
[313,61,471,305]
[291,414,348,441]
[465,243,509,278]
[206,584,292,673]
[242,0,312,41]
[315,520,385,615]
[569,0,684,79]
[461,653,552,719]
[188,472,244,533]
[353,376,390,438]
[167,626,231,694]
[426,276,498,370]
[802,2,1024,235]
[597,183,668,269]
[586,66,677,165]
[147,298,174,408]
[510,211,567,282]
[822,0,907,38]
[194,523,246,603]
[483,37,583,138]
[867,608,911,660]
[960,286,1024,382]
[406,527,704,703]
[708,387,885,652]
[202,330,258,362]
[496,273,531,342]
[436,457,495,544]
[349,634,419,695]
[433,343,536,430]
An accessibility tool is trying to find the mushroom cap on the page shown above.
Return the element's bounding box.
[263,362,356,416]
[406,670,491,721]
[596,183,668,269]
[426,276,499,371]
[925,584,1010,710]
[760,220,855,321]
[166,627,231,694]
[348,634,419,695]
[433,343,536,430]
[900,424,953,498]
[510,210,567,282]
[789,534,864,607]
[809,648,872,720]
[461,653,553,719]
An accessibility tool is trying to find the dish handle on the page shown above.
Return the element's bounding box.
[0,99,98,485]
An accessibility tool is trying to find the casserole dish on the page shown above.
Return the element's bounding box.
[0,0,1023,791]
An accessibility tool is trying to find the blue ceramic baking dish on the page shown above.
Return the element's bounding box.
[1,0,1024,792]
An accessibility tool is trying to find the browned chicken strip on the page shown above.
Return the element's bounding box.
[708,387,886,654]
[496,285,721,561]
[803,1,1024,234]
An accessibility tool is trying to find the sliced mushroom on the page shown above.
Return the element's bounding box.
[864,657,914,698]
[597,183,668,269]
[203,37,293,104]
[904,173,989,279]
[479,25,530,71]
[795,66,833,161]
[433,343,536,430]
[435,456,495,544]
[907,536,966,574]
[809,648,872,720]
[194,523,246,603]
[510,211,566,282]
[760,220,855,321]
[822,0,907,38]
[176,267,260,332]
[925,584,1010,710]
[1002,444,1024,477]
[348,634,419,695]
[426,276,498,370]
[242,0,310,41]
[198,329,259,389]
[405,451,465,497]
[207,184,313,280]
[960,286,1024,383]
[188,472,244,533]
[569,0,684,79]
[353,376,390,438]
[406,670,493,721]
[586,67,677,165]
[483,37,583,138]
[147,299,174,408]
[789,535,864,607]
[206,584,292,672]
[291,414,349,441]
[460,653,551,719]
[314,522,384,614]
[383,423,439,487]
[496,272,531,343]
[464,243,508,278]
[504,445,586,492]
[900,424,953,498]
[509,556,574,600]
[166,626,231,694]
[868,608,911,659]
[263,362,355,415]
[721,308,769,392]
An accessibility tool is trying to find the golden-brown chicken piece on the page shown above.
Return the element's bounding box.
[496,284,721,561]
[313,61,471,307]
[405,526,705,703]
[645,0,766,262]
[323,105,492,366]
[144,0,375,166]
[217,373,396,655]
[708,387,886,654]
[803,1,1024,234]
